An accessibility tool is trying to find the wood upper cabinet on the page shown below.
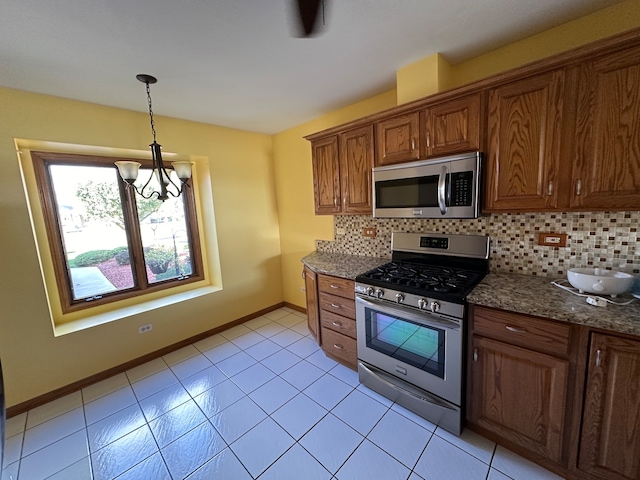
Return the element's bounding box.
[578,333,640,480]
[468,307,570,463]
[310,125,373,215]
[485,70,565,211]
[311,136,341,214]
[340,125,374,214]
[303,266,320,343]
[375,111,420,166]
[571,46,640,210]
[423,93,483,158]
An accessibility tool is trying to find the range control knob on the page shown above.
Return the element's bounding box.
[395,293,405,304]
[430,301,441,313]
[417,298,428,310]
[375,288,384,299]
[366,287,375,297]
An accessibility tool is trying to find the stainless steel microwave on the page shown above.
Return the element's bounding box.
[372,152,482,219]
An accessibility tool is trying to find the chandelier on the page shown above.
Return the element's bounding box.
[115,74,192,201]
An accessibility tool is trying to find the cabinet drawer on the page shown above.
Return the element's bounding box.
[320,310,356,339]
[319,292,356,320]
[318,275,354,299]
[322,328,357,367]
[473,306,570,357]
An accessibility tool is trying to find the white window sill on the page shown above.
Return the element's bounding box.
[53,285,222,337]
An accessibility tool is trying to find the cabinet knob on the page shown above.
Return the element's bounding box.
[576,179,582,196]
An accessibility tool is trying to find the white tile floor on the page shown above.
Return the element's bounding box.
[2,308,566,480]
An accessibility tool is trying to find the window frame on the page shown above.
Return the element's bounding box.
[31,151,204,314]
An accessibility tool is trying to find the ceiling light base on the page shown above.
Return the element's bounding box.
[136,74,157,84]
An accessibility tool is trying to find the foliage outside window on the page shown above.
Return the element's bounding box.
[31,151,203,313]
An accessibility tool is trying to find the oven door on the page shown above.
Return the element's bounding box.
[356,295,463,406]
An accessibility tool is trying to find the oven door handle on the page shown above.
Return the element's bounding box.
[438,165,448,215]
[356,296,461,331]
[359,362,456,411]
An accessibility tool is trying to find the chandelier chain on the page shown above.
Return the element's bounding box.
[145,81,157,142]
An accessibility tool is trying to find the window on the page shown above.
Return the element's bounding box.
[31,151,204,313]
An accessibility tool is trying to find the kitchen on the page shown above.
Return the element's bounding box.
[1,1,640,479]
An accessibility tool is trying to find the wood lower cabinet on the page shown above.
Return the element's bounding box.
[423,93,483,158]
[310,125,373,215]
[375,111,420,166]
[468,306,570,463]
[485,70,564,211]
[317,274,357,368]
[571,46,640,210]
[578,333,640,480]
[303,266,320,343]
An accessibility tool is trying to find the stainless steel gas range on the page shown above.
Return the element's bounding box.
[355,232,490,435]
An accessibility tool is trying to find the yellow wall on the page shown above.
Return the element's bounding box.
[450,0,640,87]
[397,53,453,105]
[0,87,282,406]
[272,89,397,309]
[275,0,640,310]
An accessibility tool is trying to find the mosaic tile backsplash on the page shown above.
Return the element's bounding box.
[316,212,640,277]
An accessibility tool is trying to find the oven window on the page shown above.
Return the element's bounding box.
[375,177,440,208]
[365,309,445,378]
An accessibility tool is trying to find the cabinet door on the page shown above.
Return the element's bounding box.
[311,136,341,215]
[340,125,374,214]
[578,333,640,480]
[375,112,420,166]
[424,93,482,158]
[303,267,320,343]
[485,71,564,211]
[469,336,567,462]
[572,47,640,210]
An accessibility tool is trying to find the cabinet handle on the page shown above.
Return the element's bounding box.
[333,343,344,350]
[547,181,553,196]
[301,269,305,280]
[505,325,527,334]
[576,179,582,196]
[332,321,343,327]
[595,349,602,367]
[426,132,430,148]
[411,138,415,150]
[330,284,340,289]
[473,348,478,362]
[330,303,341,309]
[334,196,338,207]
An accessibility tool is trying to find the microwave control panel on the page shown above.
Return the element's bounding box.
[450,171,474,206]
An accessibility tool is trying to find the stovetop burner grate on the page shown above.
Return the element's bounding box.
[357,261,484,300]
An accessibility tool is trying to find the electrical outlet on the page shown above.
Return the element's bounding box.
[363,227,377,237]
[538,233,568,247]
[138,324,153,334]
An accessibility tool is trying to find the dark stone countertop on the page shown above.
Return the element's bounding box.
[468,273,640,336]
[301,252,640,337]
[301,251,390,280]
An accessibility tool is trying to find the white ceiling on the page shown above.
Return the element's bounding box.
[0,0,625,134]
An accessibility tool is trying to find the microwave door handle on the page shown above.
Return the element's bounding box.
[438,166,447,215]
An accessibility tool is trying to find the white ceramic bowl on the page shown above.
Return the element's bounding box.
[567,268,635,297]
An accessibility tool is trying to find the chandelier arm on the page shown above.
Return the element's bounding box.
[127,182,161,200]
